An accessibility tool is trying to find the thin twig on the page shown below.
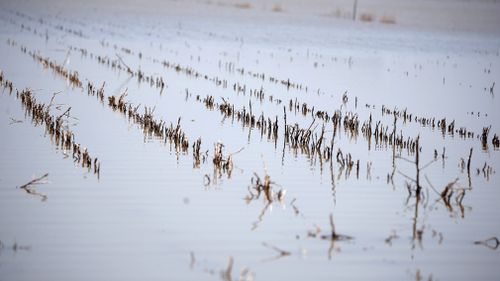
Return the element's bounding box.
[424,174,440,196]
[397,170,416,183]
[19,173,49,189]
[262,242,291,256]
[395,155,415,164]
[9,117,22,124]
[47,91,61,110]
[18,173,49,201]
[420,159,437,171]
[115,53,132,72]
[230,147,245,156]
[58,107,71,119]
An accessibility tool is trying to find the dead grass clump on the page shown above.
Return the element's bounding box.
[18,88,100,177]
[212,142,235,178]
[87,82,105,102]
[192,138,203,168]
[108,90,128,112]
[234,2,252,9]
[0,71,14,94]
[493,134,499,149]
[439,178,460,210]
[359,13,374,22]
[271,4,283,12]
[247,167,284,203]
[380,15,396,24]
[481,126,491,150]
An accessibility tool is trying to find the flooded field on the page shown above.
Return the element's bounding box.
[1,0,499,280]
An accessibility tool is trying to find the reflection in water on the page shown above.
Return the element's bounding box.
[1,1,500,280]
[474,237,500,250]
[261,242,291,262]
[307,214,354,260]
[18,173,50,201]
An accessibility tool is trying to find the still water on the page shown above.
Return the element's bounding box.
[1,0,499,280]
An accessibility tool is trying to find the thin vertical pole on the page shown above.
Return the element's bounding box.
[353,0,358,21]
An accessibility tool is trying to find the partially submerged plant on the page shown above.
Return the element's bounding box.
[247,163,284,203]
[18,173,49,201]
[481,126,491,150]
[492,134,499,149]
[17,88,100,177]
[308,214,353,241]
[213,142,234,178]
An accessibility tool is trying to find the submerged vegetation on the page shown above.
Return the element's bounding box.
[0,2,499,280]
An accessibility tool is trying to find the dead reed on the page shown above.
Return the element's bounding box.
[22,47,83,88]
[18,173,49,201]
[17,88,101,176]
[247,167,284,203]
